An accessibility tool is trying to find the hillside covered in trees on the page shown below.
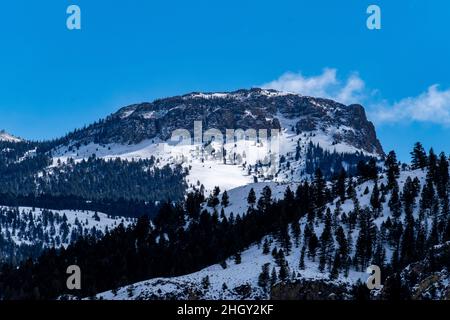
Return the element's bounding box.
[1,142,449,300]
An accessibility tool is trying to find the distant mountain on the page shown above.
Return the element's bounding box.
[0,130,22,143]
[49,89,384,193]
[56,88,384,156]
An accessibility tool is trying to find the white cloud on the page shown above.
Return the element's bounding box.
[371,85,450,125]
[262,69,450,126]
[261,68,366,105]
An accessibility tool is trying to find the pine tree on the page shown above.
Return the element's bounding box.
[258,263,271,293]
[278,260,289,281]
[308,229,319,261]
[410,142,428,169]
[270,267,277,287]
[427,218,439,248]
[335,226,349,272]
[257,186,272,212]
[247,188,256,208]
[420,177,435,212]
[291,220,301,247]
[330,252,341,280]
[370,181,381,213]
[335,168,347,201]
[437,152,449,199]
[427,148,438,183]
[389,184,402,220]
[299,245,306,270]
[221,191,230,207]
[385,151,400,189]
[400,213,416,266]
[372,240,386,269]
[313,168,327,210]
[346,176,355,199]
[415,223,426,258]
[354,208,377,270]
[319,211,334,271]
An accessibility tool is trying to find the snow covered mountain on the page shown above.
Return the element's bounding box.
[2,90,449,301]
[50,88,384,193]
[0,130,22,143]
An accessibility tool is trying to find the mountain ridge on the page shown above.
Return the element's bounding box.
[49,88,383,157]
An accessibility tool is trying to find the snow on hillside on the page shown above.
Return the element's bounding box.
[202,182,299,218]
[0,206,133,250]
[94,230,366,300]
[51,119,377,195]
[93,167,432,300]
[0,130,22,143]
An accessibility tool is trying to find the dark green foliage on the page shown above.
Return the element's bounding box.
[410,142,428,170]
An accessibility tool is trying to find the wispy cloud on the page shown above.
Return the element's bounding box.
[262,69,450,126]
[371,85,450,126]
[261,68,366,105]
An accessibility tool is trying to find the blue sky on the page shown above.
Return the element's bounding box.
[0,0,449,161]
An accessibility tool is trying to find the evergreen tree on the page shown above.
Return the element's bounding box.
[385,151,400,189]
[437,152,449,199]
[335,168,347,201]
[308,228,319,261]
[299,245,306,270]
[221,191,230,207]
[427,148,438,183]
[278,260,289,281]
[258,263,271,293]
[319,211,334,271]
[257,186,272,212]
[270,267,277,287]
[410,142,428,169]
[247,188,256,208]
[291,220,301,247]
[370,181,381,213]
[313,168,327,210]
[354,208,377,270]
[330,252,341,280]
[388,184,402,220]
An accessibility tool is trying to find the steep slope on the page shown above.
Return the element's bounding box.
[94,166,439,300]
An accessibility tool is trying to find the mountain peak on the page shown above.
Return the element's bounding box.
[0,130,22,143]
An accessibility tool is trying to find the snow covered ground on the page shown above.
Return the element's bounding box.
[93,167,431,300]
[0,206,133,249]
[51,119,378,196]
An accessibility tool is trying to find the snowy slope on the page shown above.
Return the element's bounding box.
[47,89,383,195]
[92,167,435,300]
[0,206,134,262]
[0,130,22,143]
[94,231,366,300]
[51,121,378,195]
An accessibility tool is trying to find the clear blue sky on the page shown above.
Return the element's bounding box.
[0,0,449,162]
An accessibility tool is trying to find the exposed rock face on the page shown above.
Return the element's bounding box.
[270,279,351,300]
[62,88,384,156]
